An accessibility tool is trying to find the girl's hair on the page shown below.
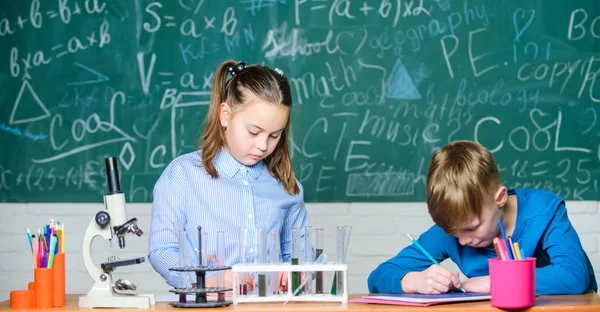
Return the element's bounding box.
[200,60,300,195]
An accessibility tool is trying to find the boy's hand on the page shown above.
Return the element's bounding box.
[401,264,463,294]
[461,275,490,293]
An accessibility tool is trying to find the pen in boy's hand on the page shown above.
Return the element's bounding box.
[406,234,466,293]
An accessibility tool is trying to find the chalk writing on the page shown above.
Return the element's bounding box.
[0,0,599,202]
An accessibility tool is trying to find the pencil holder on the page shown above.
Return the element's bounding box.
[27,282,35,307]
[489,257,536,309]
[10,290,34,309]
[34,267,54,309]
[52,253,66,307]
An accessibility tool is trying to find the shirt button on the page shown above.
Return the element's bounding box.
[248,213,253,219]
[249,248,254,253]
[243,181,248,185]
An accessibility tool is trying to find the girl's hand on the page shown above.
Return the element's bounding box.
[401,264,463,294]
[279,271,288,292]
[461,275,490,293]
[203,270,255,298]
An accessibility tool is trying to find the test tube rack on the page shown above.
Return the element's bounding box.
[168,265,233,308]
[231,262,348,305]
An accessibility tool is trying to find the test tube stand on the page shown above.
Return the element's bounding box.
[231,262,348,305]
[168,265,233,308]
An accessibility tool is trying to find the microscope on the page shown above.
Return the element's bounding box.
[79,157,156,309]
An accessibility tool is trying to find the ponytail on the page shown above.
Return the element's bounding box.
[200,60,238,177]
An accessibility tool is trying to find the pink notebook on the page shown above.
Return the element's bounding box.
[350,292,490,306]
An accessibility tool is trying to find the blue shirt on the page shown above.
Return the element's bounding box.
[368,188,597,295]
[148,148,308,287]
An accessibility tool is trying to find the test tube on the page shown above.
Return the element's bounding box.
[302,226,313,294]
[216,231,225,302]
[239,228,248,295]
[331,226,346,295]
[178,230,189,302]
[314,228,324,294]
[268,229,280,295]
[256,228,267,296]
[200,232,208,266]
[291,227,301,295]
[343,226,352,263]
[196,226,207,304]
[333,226,352,296]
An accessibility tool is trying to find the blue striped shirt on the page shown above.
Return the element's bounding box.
[148,148,308,287]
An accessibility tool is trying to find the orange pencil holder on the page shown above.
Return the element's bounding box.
[10,290,34,309]
[27,282,35,307]
[52,253,66,307]
[34,267,54,309]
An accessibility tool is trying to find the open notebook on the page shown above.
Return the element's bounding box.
[351,292,491,306]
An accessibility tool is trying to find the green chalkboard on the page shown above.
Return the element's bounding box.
[1,0,599,202]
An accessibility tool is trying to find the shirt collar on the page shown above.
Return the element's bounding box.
[214,147,264,180]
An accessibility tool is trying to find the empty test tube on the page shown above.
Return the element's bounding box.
[201,231,208,266]
[178,230,188,302]
[315,228,324,294]
[256,227,267,297]
[196,226,207,304]
[331,226,351,296]
[268,229,280,295]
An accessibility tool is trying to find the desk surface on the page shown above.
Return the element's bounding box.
[1,293,600,311]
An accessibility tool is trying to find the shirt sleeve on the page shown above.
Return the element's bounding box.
[535,202,591,295]
[280,184,308,263]
[148,163,188,288]
[367,225,449,294]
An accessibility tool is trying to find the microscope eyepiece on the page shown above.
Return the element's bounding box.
[105,157,122,195]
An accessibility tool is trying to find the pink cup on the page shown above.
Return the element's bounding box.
[489,257,536,309]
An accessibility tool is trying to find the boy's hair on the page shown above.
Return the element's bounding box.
[200,60,300,196]
[427,140,501,235]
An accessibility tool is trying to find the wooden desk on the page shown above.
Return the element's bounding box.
[1,293,599,311]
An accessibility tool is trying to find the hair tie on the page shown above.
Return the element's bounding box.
[227,61,246,77]
[274,68,284,76]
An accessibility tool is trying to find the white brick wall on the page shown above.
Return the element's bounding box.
[1,201,599,301]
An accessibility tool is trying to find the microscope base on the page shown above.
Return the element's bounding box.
[79,293,156,309]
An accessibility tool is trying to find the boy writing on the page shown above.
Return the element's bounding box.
[368,140,597,295]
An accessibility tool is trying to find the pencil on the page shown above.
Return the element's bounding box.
[513,242,522,260]
[497,220,514,260]
[38,229,47,252]
[59,223,64,254]
[26,228,33,252]
[32,235,38,268]
[492,237,507,260]
[507,236,517,259]
[406,234,466,292]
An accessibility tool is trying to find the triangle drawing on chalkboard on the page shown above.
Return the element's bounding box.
[9,79,51,125]
[385,59,421,100]
[67,62,110,86]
